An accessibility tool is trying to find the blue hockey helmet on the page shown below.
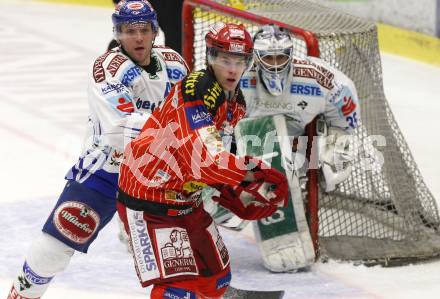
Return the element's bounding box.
[112,0,158,33]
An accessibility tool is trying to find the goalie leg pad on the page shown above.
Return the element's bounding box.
[235,115,315,272]
[253,200,315,272]
[255,223,315,272]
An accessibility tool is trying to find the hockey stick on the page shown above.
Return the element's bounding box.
[225,286,285,299]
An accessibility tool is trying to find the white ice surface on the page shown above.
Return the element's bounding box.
[1,1,440,298]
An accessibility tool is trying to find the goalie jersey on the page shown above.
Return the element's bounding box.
[66,46,188,198]
[240,56,360,135]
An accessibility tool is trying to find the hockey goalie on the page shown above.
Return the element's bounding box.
[205,24,360,272]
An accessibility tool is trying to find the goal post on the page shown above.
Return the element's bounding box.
[181,0,440,265]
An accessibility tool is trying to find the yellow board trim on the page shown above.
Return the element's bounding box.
[36,0,113,8]
[378,23,440,67]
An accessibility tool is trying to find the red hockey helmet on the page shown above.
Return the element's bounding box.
[205,22,253,67]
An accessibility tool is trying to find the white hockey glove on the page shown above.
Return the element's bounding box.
[319,127,354,192]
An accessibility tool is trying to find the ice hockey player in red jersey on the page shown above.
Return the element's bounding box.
[7,1,188,299]
[117,22,289,298]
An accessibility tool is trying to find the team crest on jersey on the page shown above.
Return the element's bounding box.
[53,201,100,244]
[155,227,199,278]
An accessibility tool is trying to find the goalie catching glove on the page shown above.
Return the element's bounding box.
[319,127,355,192]
[212,156,289,220]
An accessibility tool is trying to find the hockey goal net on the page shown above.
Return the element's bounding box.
[182,0,440,265]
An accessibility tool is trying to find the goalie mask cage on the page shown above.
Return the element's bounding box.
[182,0,440,265]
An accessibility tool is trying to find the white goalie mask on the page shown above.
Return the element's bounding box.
[253,25,294,96]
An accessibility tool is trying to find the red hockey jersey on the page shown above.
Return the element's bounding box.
[118,69,248,208]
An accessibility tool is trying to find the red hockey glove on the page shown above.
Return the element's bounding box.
[212,185,277,220]
[244,156,289,208]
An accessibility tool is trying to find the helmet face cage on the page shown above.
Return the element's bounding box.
[112,0,159,36]
[253,25,294,96]
[253,25,294,75]
[255,47,293,74]
[205,22,254,71]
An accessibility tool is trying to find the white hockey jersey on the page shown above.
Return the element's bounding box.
[66,46,188,198]
[241,56,360,136]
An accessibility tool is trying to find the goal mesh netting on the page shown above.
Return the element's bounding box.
[182,0,440,264]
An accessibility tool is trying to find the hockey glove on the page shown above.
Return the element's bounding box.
[244,156,289,208]
[319,127,355,192]
[212,185,278,220]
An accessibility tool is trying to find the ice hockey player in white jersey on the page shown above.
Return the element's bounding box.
[210,24,360,273]
[7,1,188,298]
